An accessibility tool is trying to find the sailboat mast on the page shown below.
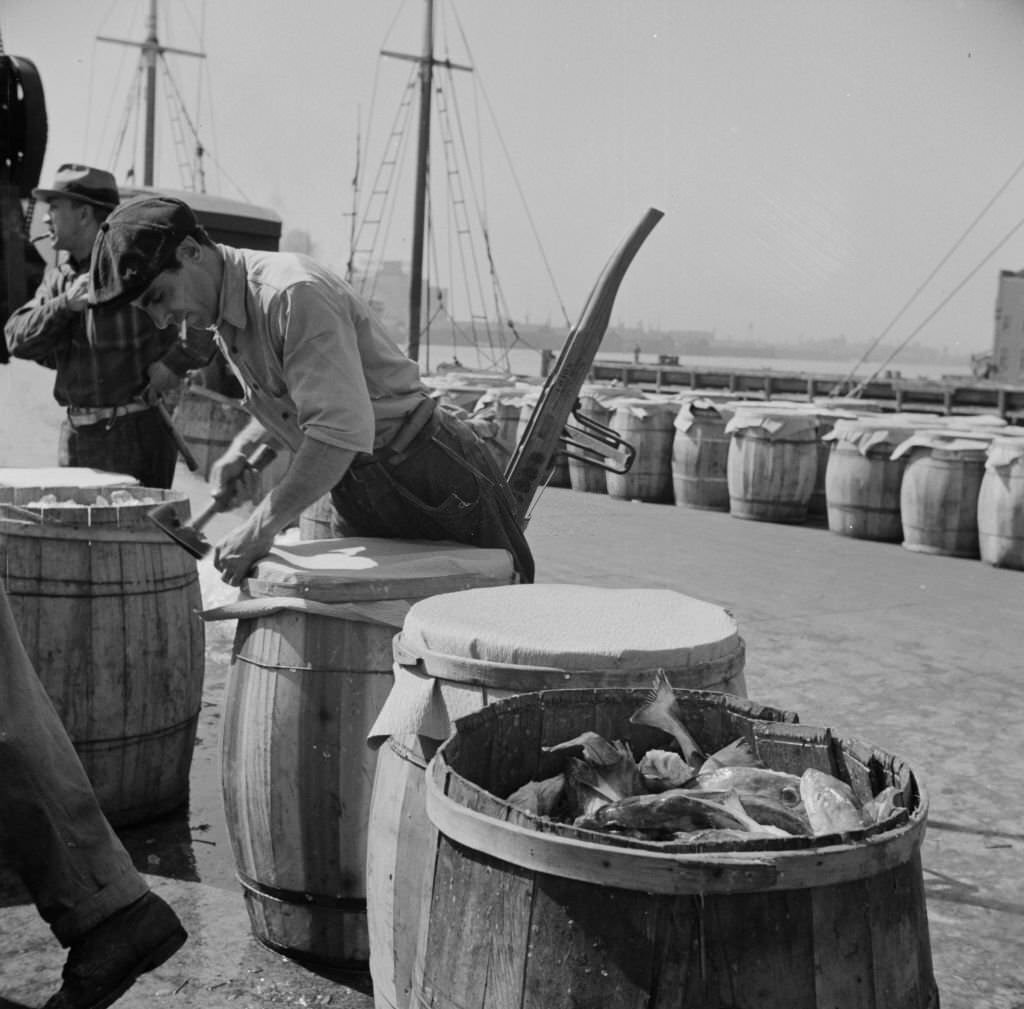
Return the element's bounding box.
[97,0,205,187]
[406,0,434,363]
[143,0,158,185]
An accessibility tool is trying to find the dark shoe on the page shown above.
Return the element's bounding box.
[43,891,187,1009]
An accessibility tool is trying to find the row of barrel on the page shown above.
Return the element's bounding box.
[446,380,1024,570]
[0,469,937,1008]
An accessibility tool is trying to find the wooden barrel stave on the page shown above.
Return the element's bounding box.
[672,408,731,511]
[978,452,1024,569]
[223,610,396,968]
[605,401,676,503]
[825,440,907,541]
[900,448,985,558]
[727,430,818,523]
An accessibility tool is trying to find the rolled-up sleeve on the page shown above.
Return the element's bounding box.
[278,282,375,453]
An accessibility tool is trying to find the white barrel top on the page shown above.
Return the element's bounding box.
[725,406,821,439]
[203,537,517,628]
[396,583,740,674]
[986,431,1024,470]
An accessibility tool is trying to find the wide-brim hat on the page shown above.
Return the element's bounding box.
[32,163,120,209]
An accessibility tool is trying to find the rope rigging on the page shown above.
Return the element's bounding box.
[347,0,569,368]
[837,147,1024,395]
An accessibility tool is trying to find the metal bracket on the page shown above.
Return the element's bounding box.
[559,404,636,475]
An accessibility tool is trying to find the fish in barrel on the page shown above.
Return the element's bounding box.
[503,671,905,845]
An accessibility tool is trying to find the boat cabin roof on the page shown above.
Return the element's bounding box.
[119,185,282,251]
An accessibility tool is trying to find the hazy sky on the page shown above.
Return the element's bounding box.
[5,0,1024,360]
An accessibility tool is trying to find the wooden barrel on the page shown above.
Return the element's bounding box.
[977,433,1024,569]
[366,583,747,1009]
[896,432,992,558]
[726,407,820,523]
[172,384,247,479]
[172,384,292,503]
[0,484,204,826]
[298,492,343,540]
[807,408,858,517]
[824,416,920,541]
[565,386,638,494]
[516,393,571,488]
[605,398,678,503]
[423,372,516,415]
[212,538,516,970]
[416,688,937,1009]
[672,398,737,510]
[471,386,527,463]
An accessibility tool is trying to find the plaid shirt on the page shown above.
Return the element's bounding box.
[4,255,214,408]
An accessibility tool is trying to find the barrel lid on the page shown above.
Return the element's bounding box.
[397,584,740,674]
[610,397,680,417]
[241,537,516,603]
[0,466,138,487]
[891,430,993,460]
[986,431,1024,469]
[725,407,820,438]
[824,416,921,453]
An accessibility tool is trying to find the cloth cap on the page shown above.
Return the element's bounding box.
[89,195,200,308]
[32,164,120,209]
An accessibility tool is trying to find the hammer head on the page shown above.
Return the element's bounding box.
[148,501,211,560]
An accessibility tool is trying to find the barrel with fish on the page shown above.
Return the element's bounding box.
[365,584,747,1009]
[415,684,937,1009]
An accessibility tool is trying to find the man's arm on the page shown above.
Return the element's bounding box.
[212,435,356,586]
[4,269,81,364]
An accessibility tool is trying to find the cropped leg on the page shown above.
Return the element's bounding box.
[59,408,177,488]
[0,584,148,945]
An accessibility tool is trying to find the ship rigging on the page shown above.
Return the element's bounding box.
[346,0,569,369]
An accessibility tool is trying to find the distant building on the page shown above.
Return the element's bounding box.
[991,270,1024,381]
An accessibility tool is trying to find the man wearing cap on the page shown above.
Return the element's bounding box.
[0,577,188,1008]
[4,164,208,487]
[89,194,534,585]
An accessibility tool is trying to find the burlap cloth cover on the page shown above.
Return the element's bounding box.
[368,583,745,745]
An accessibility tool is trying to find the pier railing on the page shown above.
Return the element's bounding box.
[588,360,1024,421]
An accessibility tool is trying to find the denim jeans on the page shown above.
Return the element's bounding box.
[59,407,178,489]
[0,584,148,945]
[331,407,535,582]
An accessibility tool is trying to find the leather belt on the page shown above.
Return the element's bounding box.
[66,400,153,427]
[354,397,438,468]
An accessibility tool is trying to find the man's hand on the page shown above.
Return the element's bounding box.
[145,360,180,399]
[213,523,276,587]
[209,451,258,510]
[65,274,90,312]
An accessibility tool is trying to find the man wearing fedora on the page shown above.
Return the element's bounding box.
[4,164,207,487]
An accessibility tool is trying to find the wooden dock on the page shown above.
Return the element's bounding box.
[588,358,1024,420]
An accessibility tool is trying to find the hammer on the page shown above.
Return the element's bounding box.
[148,444,278,559]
